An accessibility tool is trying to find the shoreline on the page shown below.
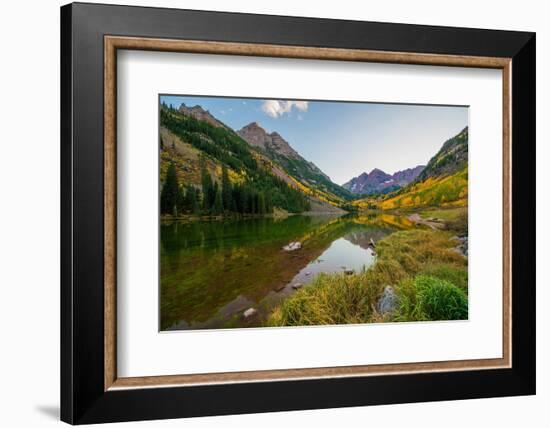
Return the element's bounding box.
[160,210,347,223]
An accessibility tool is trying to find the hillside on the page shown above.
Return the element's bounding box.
[238,122,352,202]
[343,165,424,195]
[416,127,468,181]
[354,127,468,210]
[365,166,468,210]
[159,104,346,216]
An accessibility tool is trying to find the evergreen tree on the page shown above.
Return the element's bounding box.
[249,191,257,215]
[265,192,273,214]
[221,165,232,212]
[213,186,223,215]
[239,186,248,214]
[192,188,201,215]
[258,192,266,215]
[212,181,220,212]
[230,195,237,213]
[200,159,214,212]
[160,162,179,215]
[176,185,185,215]
[183,185,194,212]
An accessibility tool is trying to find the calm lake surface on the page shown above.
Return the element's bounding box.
[161,214,415,330]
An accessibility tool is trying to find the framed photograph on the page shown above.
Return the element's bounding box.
[61,2,535,424]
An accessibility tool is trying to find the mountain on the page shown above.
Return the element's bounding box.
[237,122,352,202]
[353,127,468,210]
[237,122,300,158]
[178,102,229,129]
[392,165,426,185]
[416,127,468,181]
[344,126,468,199]
[160,105,346,215]
[343,166,424,195]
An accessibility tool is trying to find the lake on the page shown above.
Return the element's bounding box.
[160,213,416,330]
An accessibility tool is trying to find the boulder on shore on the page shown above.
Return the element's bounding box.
[243,308,258,319]
[453,236,468,257]
[377,286,398,315]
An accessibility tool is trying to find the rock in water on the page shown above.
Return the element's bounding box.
[243,308,258,319]
[283,241,302,251]
[377,286,398,315]
[275,283,286,292]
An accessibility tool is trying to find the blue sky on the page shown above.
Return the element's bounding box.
[160,95,468,185]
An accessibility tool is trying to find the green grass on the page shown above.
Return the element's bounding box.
[267,229,467,326]
[393,275,468,322]
[415,275,468,320]
[421,263,468,293]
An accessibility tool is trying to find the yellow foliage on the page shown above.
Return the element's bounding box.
[355,167,468,211]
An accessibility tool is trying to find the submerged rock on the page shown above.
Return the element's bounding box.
[283,241,302,251]
[377,286,398,315]
[243,308,258,319]
[275,283,287,292]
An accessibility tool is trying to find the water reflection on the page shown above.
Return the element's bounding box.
[161,214,414,330]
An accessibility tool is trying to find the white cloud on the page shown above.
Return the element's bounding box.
[261,100,309,118]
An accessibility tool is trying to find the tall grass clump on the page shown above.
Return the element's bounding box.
[413,275,468,320]
[422,263,468,293]
[268,229,468,326]
[267,272,374,326]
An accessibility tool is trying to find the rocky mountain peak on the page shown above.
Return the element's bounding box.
[343,165,424,195]
[238,123,299,159]
[392,165,426,185]
[237,122,270,149]
[243,121,264,131]
[178,103,228,129]
[369,168,390,178]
